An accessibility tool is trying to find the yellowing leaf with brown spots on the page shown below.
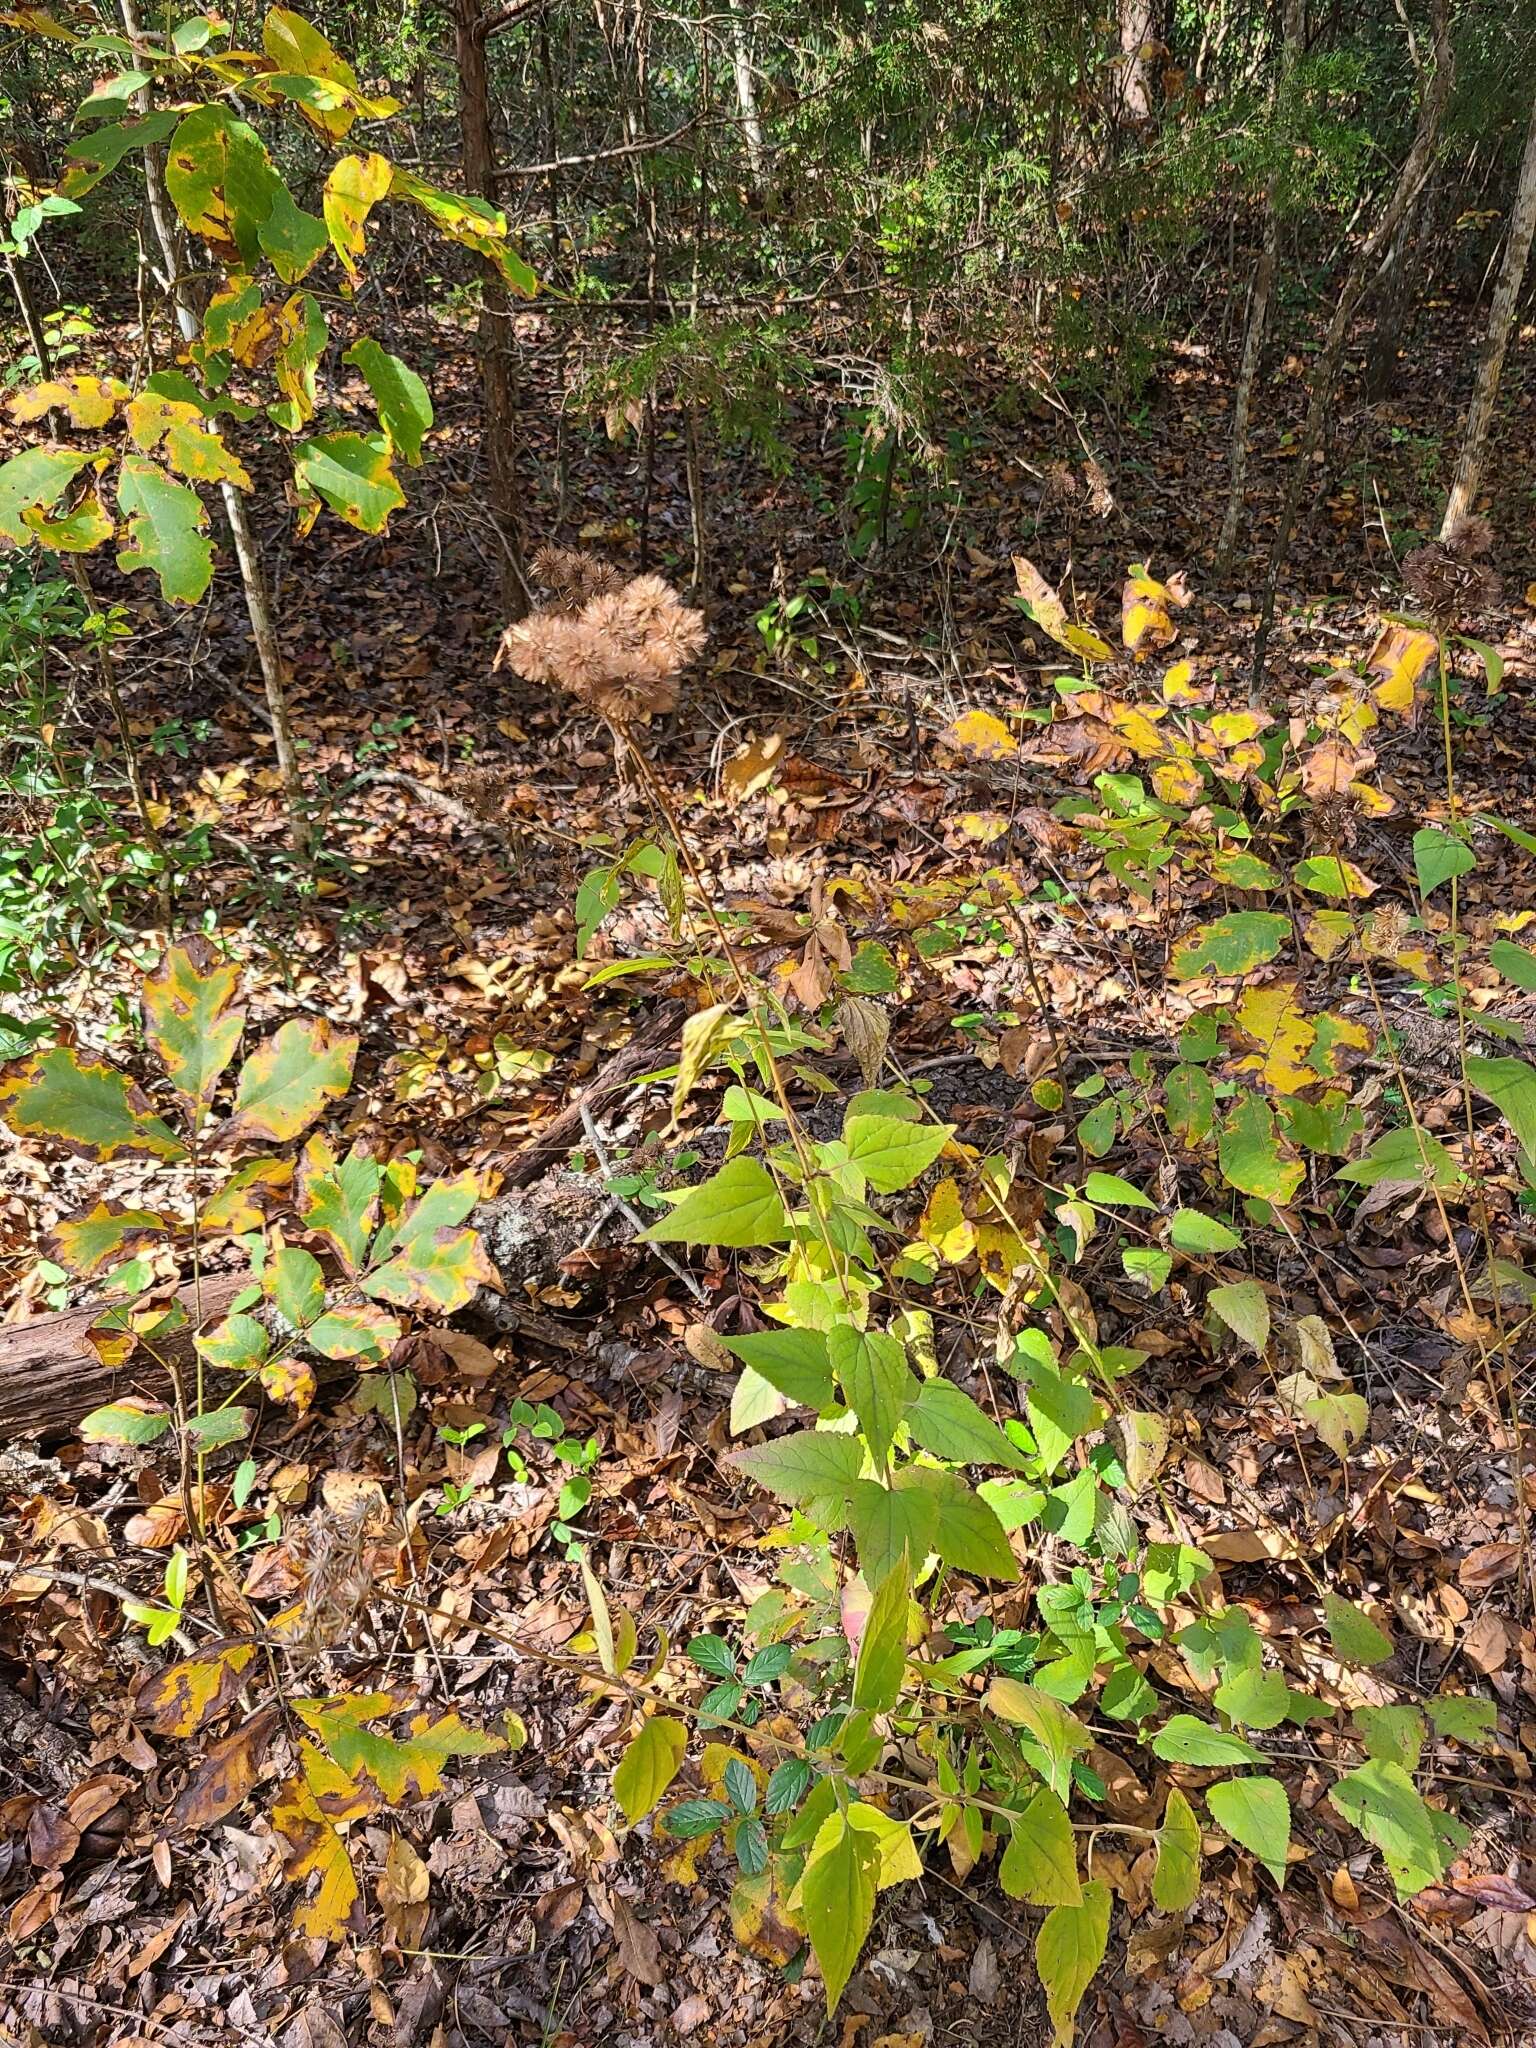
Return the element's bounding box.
[918,1177,976,1264]
[1233,983,1315,1094]
[1107,702,1168,758]
[1161,659,1203,705]
[322,149,393,278]
[9,373,128,426]
[142,937,245,1110]
[47,1198,169,1278]
[134,1642,259,1737]
[272,1738,369,1941]
[294,1693,504,1802]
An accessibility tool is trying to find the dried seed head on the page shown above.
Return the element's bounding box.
[498,549,707,732]
[1402,538,1500,631]
[1445,513,1494,560]
[289,1497,378,1655]
[1363,901,1412,959]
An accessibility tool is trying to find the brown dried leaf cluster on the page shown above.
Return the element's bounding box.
[495,546,706,728]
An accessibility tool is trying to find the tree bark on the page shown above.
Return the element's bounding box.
[454,0,526,616]
[1216,0,1301,575]
[1440,92,1536,537]
[1112,0,1160,129]
[725,0,766,196]
[1251,0,1453,691]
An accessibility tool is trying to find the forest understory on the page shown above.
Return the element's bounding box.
[4,29,1536,2039]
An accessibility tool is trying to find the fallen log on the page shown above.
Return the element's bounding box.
[0,1002,687,1440]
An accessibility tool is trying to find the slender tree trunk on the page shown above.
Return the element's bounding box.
[1251,0,1453,691]
[454,0,525,615]
[1113,0,1160,129]
[1363,195,1419,400]
[1216,0,1300,576]
[725,0,766,195]
[118,0,307,849]
[1441,92,1536,537]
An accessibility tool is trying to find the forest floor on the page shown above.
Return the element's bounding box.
[3,281,1536,2047]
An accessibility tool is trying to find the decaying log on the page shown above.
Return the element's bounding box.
[0,1004,686,1440]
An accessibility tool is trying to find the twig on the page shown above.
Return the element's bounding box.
[578,1104,709,1305]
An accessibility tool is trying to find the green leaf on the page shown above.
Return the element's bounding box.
[1337,1124,1465,1190]
[1076,1096,1117,1157]
[1207,1278,1269,1353]
[1322,1591,1394,1666]
[1149,1715,1264,1766]
[1152,1788,1201,1911]
[732,1429,864,1527]
[48,1200,168,1279]
[724,1757,757,1813]
[115,457,213,603]
[1330,1758,1465,1897]
[362,1221,496,1314]
[828,1324,914,1466]
[613,1715,687,1823]
[79,1400,171,1445]
[720,1329,833,1407]
[1218,1094,1302,1203]
[852,1561,910,1713]
[686,1633,736,1679]
[1465,1054,1536,1161]
[1354,1705,1426,1772]
[1206,1776,1291,1885]
[905,1375,1032,1470]
[298,1139,382,1275]
[1122,1247,1172,1292]
[765,1757,812,1815]
[1413,827,1475,899]
[895,1466,1017,1580]
[165,103,326,281]
[1426,1694,1496,1746]
[842,1112,953,1193]
[999,1786,1081,1907]
[342,338,433,466]
[845,1478,939,1584]
[61,110,180,200]
[1212,1665,1293,1730]
[1490,939,1536,991]
[293,432,405,534]
[639,1158,790,1247]
[1017,1354,1105,1478]
[0,1047,185,1162]
[308,1303,400,1361]
[141,940,244,1110]
[228,1018,357,1143]
[268,1245,325,1328]
[1164,1064,1216,1144]
[662,1797,731,1839]
[1172,912,1289,980]
[1036,1879,1111,2047]
[193,1312,269,1374]
[800,1813,879,2014]
[1083,1171,1154,1209]
[389,167,537,296]
[1293,854,1376,900]
[1169,1207,1241,1254]
[0,445,101,544]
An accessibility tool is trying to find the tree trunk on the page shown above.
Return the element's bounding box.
[454,0,526,615]
[1216,0,1301,576]
[726,0,766,196]
[1112,0,1160,128]
[1251,0,1453,691]
[118,0,309,851]
[1440,92,1536,537]
[1363,192,1420,401]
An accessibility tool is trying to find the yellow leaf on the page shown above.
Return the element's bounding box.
[1107,703,1168,758]
[1349,779,1395,817]
[957,810,1009,843]
[1121,564,1190,656]
[133,1643,258,1737]
[1303,911,1355,961]
[945,708,1017,759]
[271,1739,370,1942]
[918,1177,976,1264]
[1014,555,1113,661]
[9,373,128,427]
[1209,709,1270,750]
[1152,756,1202,805]
[1161,659,1202,704]
[1232,983,1315,1093]
[1367,623,1437,713]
